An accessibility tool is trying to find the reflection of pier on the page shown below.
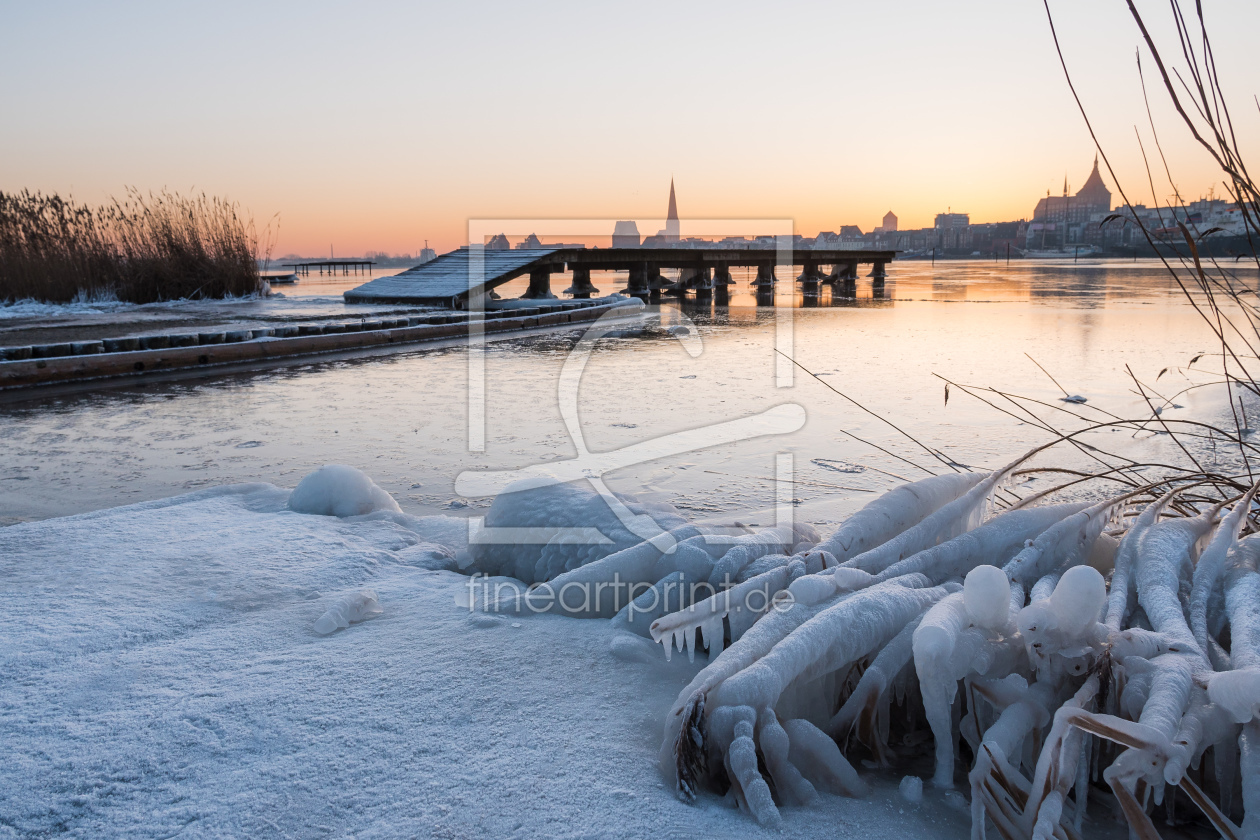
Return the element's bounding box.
[343,247,896,306]
[283,260,376,277]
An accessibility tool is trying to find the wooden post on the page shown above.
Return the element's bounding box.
[626,263,649,297]
[563,267,599,299]
[522,267,556,299]
[753,260,776,287]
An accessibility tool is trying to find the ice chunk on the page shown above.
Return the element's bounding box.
[1208,670,1260,724]
[396,541,458,571]
[899,775,924,803]
[1050,565,1106,628]
[964,565,1010,630]
[313,590,382,635]
[468,477,687,584]
[287,465,402,518]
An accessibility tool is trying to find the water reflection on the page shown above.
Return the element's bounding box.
[0,260,1251,525]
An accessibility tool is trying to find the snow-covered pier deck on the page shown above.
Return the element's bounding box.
[343,246,898,305]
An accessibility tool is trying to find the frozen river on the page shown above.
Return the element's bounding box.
[0,259,1251,526]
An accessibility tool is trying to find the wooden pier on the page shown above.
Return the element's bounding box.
[343,247,896,306]
[283,260,376,277]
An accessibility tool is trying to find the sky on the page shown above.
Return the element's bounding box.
[2,0,1259,256]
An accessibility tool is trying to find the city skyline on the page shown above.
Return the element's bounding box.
[3,1,1258,255]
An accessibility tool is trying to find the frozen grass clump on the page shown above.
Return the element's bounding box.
[457,451,1259,837]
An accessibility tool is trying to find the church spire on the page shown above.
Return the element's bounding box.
[665,178,680,242]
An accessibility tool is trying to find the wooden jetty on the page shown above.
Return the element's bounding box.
[343,247,896,306]
[283,259,375,277]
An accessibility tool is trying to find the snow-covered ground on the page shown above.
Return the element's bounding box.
[0,482,969,839]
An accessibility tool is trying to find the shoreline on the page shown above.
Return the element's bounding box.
[0,299,641,393]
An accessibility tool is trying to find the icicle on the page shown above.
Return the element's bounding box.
[815,472,987,564]
[1191,485,1258,654]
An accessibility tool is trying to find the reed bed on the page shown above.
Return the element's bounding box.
[0,189,261,304]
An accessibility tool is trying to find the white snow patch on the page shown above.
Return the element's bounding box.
[287,464,402,517]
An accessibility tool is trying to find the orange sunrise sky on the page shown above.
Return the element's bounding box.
[3,1,1258,256]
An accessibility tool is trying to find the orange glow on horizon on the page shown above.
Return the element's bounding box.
[2,2,1257,257]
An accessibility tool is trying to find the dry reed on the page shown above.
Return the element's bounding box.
[0,189,261,304]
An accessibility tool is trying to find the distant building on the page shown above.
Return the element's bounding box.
[875,211,898,233]
[1027,156,1112,249]
[485,234,510,250]
[935,212,970,230]
[934,212,972,252]
[418,246,437,264]
[612,221,640,248]
[664,179,680,242]
[516,233,544,249]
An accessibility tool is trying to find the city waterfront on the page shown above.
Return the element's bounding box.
[1,259,1243,525]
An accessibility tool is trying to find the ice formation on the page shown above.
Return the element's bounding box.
[9,454,1258,837]
[468,476,689,584]
[313,589,383,634]
[278,457,1256,838]
[900,775,925,803]
[287,464,402,517]
[623,462,1259,837]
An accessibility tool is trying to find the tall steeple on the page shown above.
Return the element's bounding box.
[665,178,680,242]
[1078,155,1110,203]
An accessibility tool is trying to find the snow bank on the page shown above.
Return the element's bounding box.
[287,464,402,517]
[0,483,969,839]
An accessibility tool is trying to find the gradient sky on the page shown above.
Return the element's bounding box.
[2,1,1258,256]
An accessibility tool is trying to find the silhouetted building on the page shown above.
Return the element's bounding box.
[1032,156,1111,226]
[485,234,510,250]
[664,179,680,242]
[1027,156,1112,248]
[934,212,971,252]
[612,221,640,247]
[875,210,898,233]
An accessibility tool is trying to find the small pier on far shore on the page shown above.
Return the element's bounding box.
[343,247,897,307]
[283,259,376,277]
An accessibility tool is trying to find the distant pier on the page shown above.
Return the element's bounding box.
[283,260,376,277]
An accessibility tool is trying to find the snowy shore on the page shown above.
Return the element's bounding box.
[0,482,968,839]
